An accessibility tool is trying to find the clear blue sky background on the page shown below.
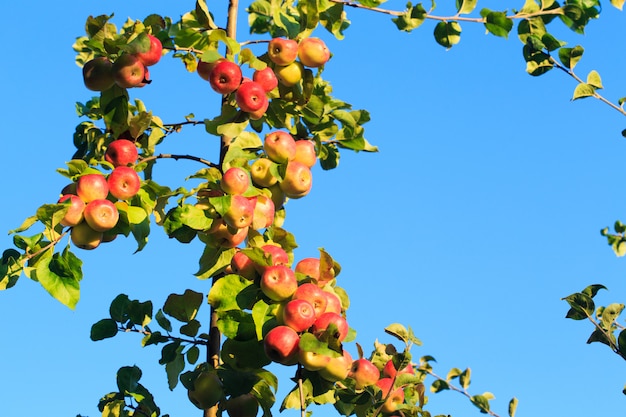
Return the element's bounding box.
[1,1,625,417]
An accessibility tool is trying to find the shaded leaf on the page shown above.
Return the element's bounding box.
[163,289,203,322]
[434,21,462,49]
[91,318,119,341]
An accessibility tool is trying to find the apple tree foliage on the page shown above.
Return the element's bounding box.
[1,0,626,416]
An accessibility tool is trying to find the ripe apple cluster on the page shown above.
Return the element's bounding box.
[58,139,141,250]
[82,34,163,91]
[267,37,331,87]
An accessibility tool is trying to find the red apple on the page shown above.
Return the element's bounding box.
[294,140,316,168]
[323,290,343,314]
[247,94,269,120]
[253,67,278,93]
[293,283,327,318]
[209,61,242,94]
[250,158,278,188]
[274,61,304,87]
[222,195,255,229]
[83,199,119,232]
[205,219,248,248]
[318,349,352,382]
[376,378,405,413]
[267,38,299,66]
[263,325,300,365]
[225,393,259,417]
[349,358,380,389]
[82,57,115,91]
[311,312,349,342]
[254,244,290,274]
[236,81,268,113]
[197,58,224,81]
[132,34,163,67]
[251,194,275,230]
[136,66,151,87]
[221,167,250,195]
[70,221,103,250]
[298,37,331,68]
[58,194,86,227]
[76,173,109,203]
[264,131,297,163]
[295,258,320,280]
[231,251,259,281]
[105,139,139,167]
[108,166,141,200]
[382,359,414,379]
[112,54,146,88]
[260,265,298,301]
[280,161,312,199]
[282,299,317,332]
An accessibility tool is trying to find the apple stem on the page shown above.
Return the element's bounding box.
[141,153,218,168]
[296,364,307,417]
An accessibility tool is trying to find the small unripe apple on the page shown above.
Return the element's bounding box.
[225,393,259,417]
[263,325,300,365]
[236,81,268,113]
[83,199,120,232]
[282,299,317,332]
[108,166,141,200]
[250,158,278,188]
[82,57,115,91]
[280,161,313,199]
[318,349,352,382]
[260,265,298,301]
[264,131,297,163]
[112,54,146,88]
[274,61,304,87]
[294,140,317,168]
[58,194,85,227]
[297,37,331,68]
[267,38,299,66]
[132,34,163,67]
[209,61,242,94]
[105,139,139,167]
[76,173,109,203]
[70,221,103,250]
[299,350,331,371]
[221,167,250,195]
[187,371,223,410]
[253,67,278,93]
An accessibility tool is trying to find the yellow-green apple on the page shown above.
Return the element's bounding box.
[187,371,223,410]
[112,54,146,88]
[82,57,115,91]
[274,61,304,87]
[297,37,331,68]
[254,244,290,274]
[222,195,255,229]
[318,349,352,382]
[382,359,414,379]
[282,299,317,332]
[205,219,248,248]
[295,258,320,280]
[107,166,141,200]
[293,283,327,318]
[70,221,103,250]
[375,378,405,413]
[280,161,312,199]
[251,194,275,230]
[349,358,380,389]
[209,60,242,94]
[294,140,317,168]
[83,199,120,232]
[264,131,297,163]
[105,139,139,167]
[221,167,250,195]
[260,265,298,301]
[247,94,269,120]
[76,173,109,203]
[58,195,85,227]
[250,158,278,188]
[267,183,286,210]
[263,325,300,365]
[197,58,224,81]
[225,393,259,417]
[231,250,259,281]
[131,34,163,67]
[299,349,331,371]
[253,67,278,93]
[267,38,299,66]
[311,312,349,342]
[322,290,343,314]
[236,81,267,113]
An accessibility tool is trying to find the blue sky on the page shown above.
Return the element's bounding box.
[1,1,625,417]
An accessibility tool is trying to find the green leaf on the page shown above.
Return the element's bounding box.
[434,21,462,49]
[572,83,595,100]
[601,303,624,329]
[457,0,478,14]
[163,289,203,322]
[195,246,235,280]
[208,274,257,312]
[90,318,119,341]
[563,292,595,319]
[155,309,173,332]
[586,70,603,89]
[165,350,185,390]
[117,365,142,393]
[558,45,584,70]
[587,328,613,346]
[430,379,449,393]
[520,0,540,13]
[33,248,82,309]
[460,368,471,389]
[252,299,273,341]
[187,345,200,365]
[180,319,201,337]
[470,394,491,413]
[611,0,625,10]
[221,338,270,369]
[581,284,607,298]
[481,9,513,38]
[392,3,427,32]
[509,397,519,417]
[0,249,22,290]
[384,323,409,344]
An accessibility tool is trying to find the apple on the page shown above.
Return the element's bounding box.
[221,167,250,195]
[83,199,119,232]
[132,34,163,67]
[294,140,317,168]
[197,58,224,81]
[311,312,349,342]
[247,94,270,120]
[264,131,297,164]
[267,183,287,210]
[108,166,141,200]
[105,139,139,167]
[82,57,115,91]
[250,158,278,188]
[236,81,268,113]
[260,265,298,301]
[187,371,223,410]
[205,219,248,248]
[295,258,320,280]
[70,221,103,250]
[251,194,275,230]
[253,67,278,92]
[349,358,380,389]
[209,60,242,94]
[112,54,146,88]
[225,393,259,417]
[254,244,290,274]
[136,66,151,87]
[382,359,414,379]
[222,195,255,229]
[318,349,352,382]
[376,378,405,413]
[323,290,343,314]
[60,182,77,196]
[76,173,109,203]
[274,61,304,87]
[267,38,299,66]
[282,299,317,332]
[263,325,300,365]
[293,283,327,318]
[231,251,259,281]
[299,350,331,372]
[58,194,85,227]
[298,37,331,68]
[280,161,313,199]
